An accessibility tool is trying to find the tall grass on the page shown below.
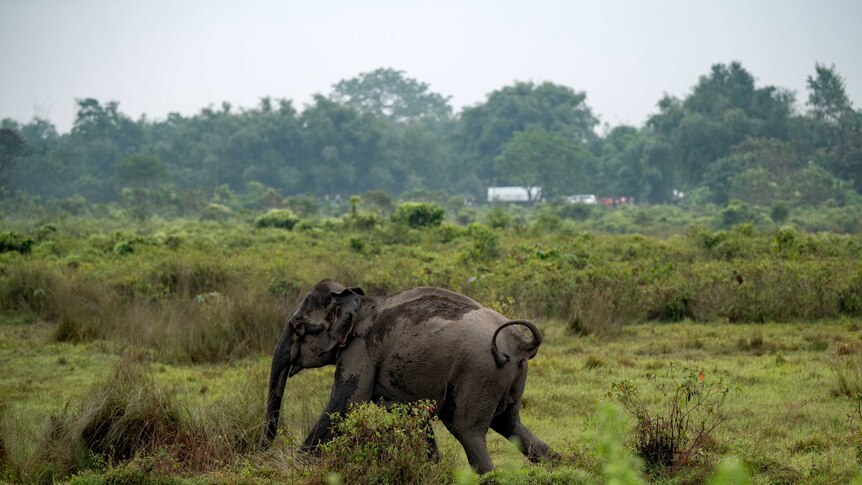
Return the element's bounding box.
[0,259,292,362]
[1,219,860,354]
[0,353,267,482]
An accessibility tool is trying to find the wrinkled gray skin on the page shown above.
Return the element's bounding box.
[260,279,553,474]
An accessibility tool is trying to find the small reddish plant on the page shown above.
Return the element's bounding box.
[609,364,735,470]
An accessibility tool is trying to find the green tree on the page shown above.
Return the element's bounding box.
[807,63,854,128]
[331,68,452,124]
[703,138,799,205]
[0,128,26,189]
[459,81,598,184]
[646,62,795,190]
[495,129,590,199]
[299,95,387,195]
[597,126,675,203]
[806,63,862,191]
[114,154,167,188]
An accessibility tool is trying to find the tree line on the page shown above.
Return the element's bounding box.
[1,62,860,213]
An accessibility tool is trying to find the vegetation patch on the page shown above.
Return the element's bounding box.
[610,365,735,472]
[254,209,300,230]
[315,401,451,484]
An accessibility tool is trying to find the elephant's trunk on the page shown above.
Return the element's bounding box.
[261,325,293,449]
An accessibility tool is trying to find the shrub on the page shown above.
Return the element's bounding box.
[466,223,499,261]
[393,202,444,229]
[565,268,641,337]
[770,203,790,223]
[485,204,512,229]
[316,401,450,484]
[0,232,33,254]
[254,209,300,230]
[610,365,734,471]
[150,258,234,297]
[560,203,593,221]
[718,200,757,228]
[346,210,381,230]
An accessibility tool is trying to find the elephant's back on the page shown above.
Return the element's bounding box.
[381,287,484,313]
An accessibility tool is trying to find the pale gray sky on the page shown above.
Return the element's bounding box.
[1,0,860,133]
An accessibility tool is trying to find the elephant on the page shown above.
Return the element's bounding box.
[260,279,554,473]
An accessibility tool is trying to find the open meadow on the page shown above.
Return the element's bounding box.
[2,209,862,484]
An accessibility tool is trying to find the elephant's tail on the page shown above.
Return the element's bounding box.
[491,319,542,368]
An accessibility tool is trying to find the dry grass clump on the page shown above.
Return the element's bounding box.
[32,353,184,479]
[1,353,265,482]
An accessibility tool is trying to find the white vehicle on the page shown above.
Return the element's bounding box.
[487,186,542,203]
[565,194,597,205]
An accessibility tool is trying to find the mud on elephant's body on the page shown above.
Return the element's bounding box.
[261,279,554,473]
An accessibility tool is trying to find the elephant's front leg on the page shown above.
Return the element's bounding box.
[302,360,375,450]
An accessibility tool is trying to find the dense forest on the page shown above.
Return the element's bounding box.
[1,62,860,219]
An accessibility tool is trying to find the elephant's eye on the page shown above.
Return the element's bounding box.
[293,318,307,336]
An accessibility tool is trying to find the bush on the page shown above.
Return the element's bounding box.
[346,210,381,230]
[0,232,33,254]
[560,203,593,221]
[770,203,790,223]
[466,223,499,261]
[610,365,734,471]
[393,202,444,229]
[150,258,234,297]
[316,401,450,484]
[718,200,757,228]
[254,209,300,230]
[485,205,512,229]
[565,268,641,336]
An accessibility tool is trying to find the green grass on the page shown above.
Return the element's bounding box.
[2,318,861,483]
[1,215,861,482]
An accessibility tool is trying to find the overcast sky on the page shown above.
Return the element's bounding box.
[1,0,860,133]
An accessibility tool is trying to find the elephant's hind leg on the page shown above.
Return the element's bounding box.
[490,404,553,462]
[438,383,495,473]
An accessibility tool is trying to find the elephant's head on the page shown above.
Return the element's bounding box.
[261,279,365,448]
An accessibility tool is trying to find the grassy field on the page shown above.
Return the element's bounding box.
[2,317,861,483]
[1,212,862,483]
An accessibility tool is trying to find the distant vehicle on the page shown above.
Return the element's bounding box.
[487,186,542,203]
[565,194,597,205]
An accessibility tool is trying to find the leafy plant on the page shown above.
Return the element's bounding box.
[254,208,300,230]
[0,232,33,254]
[466,223,499,261]
[316,400,451,484]
[393,202,445,229]
[609,365,735,470]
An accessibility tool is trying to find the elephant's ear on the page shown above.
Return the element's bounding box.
[324,287,364,352]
